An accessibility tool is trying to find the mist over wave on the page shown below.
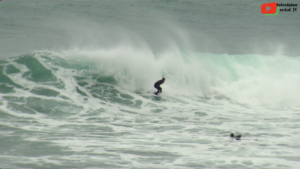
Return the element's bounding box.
[57,46,300,106]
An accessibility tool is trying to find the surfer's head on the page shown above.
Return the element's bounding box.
[162,77,165,82]
[230,133,242,140]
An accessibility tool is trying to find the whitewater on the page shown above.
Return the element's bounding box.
[1,0,300,169]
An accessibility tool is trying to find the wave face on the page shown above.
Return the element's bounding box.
[1,49,300,168]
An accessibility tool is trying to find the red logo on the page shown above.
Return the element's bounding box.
[261,2,277,14]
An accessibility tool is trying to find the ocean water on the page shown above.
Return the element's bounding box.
[0,1,300,169]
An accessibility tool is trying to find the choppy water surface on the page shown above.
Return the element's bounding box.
[0,51,299,168]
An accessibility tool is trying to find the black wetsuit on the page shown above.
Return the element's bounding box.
[154,80,164,94]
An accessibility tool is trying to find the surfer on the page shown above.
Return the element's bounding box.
[154,78,165,95]
[230,133,242,140]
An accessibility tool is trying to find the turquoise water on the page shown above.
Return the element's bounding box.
[1,1,300,169]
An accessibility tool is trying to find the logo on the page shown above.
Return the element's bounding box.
[261,2,278,15]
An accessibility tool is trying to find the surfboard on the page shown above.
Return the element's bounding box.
[153,93,160,96]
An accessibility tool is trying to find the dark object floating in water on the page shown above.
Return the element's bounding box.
[231,133,242,140]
